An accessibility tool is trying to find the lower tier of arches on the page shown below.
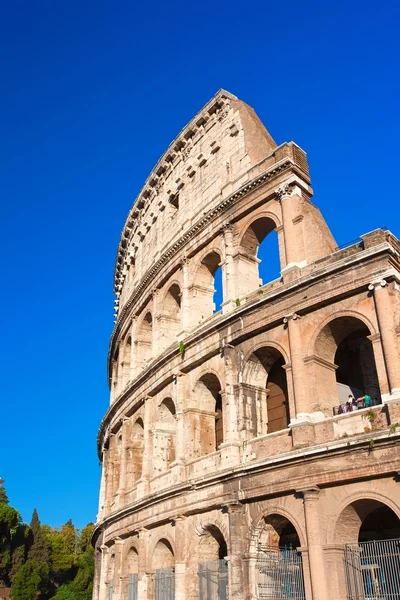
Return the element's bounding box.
[94,468,400,600]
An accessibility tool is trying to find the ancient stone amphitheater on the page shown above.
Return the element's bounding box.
[93,90,400,600]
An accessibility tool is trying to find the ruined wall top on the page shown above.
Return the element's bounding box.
[113,89,291,305]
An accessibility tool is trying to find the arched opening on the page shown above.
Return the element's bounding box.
[127,546,139,573]
[192,373,224,457]
[159,283,182,351]
[153,539,175,599]
[198,527,228,599]
[127,547,139,599]
[137,311,153,369]
[314,316,381,414]
[153,398,176,475]
[126,418,144,489]
[335,499,400,544]
[236,217,280,298]
[192,251,223,321]
[336,500,400,598]
[256,514,305,599]
[244,347,289,435]
[122,336,132,388]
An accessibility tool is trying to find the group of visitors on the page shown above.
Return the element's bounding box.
[337,394,375,414]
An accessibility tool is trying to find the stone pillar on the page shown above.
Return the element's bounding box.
[152,289,160,358]
[222,223,237,313]
[106,434,116,511]
[219,345,240,465]
[180,256,192,333]
[284,314,307,417]
[117,417,130,501]
[171,373,187,480]
[368,333,390,398]
[99,545,109,600]
[130,318,138,379]
[113,537,124,600]
[324,544,347,600]
[137,397,152,497]
[138,528,151,600]
[298,486,329,600]
[97,448,107,521]
[174,516,187,600]
[227,502,247,600]
[276,183,305,276]
[369,279,400,399]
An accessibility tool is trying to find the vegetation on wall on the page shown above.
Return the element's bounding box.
[0,483,94,600]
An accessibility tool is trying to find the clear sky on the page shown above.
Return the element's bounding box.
[1,0,399,529]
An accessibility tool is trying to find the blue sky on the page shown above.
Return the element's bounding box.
[1,0,399,529]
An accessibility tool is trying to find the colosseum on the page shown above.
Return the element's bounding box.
[92,90,400,600]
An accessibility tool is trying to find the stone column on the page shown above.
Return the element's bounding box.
[106,434,116,511]
[284,314,307,416]
[137,397,152,497]
[152,289,161,358]
[171,373,187,480]
[180,256,192,333]
[298,486,329,600]
[117,417,130,501]
[130,318,138,379]
[99,545,109,600]
[227,502,247,600]
[369,279,400,398]
[219,345,241,465]
[222,223,237,313]
[113,537,124,600]
[368,333,390,397]
[138,528,151,600]
[97,448,107,521]
[276,183,304,276]
[174,516,187,600]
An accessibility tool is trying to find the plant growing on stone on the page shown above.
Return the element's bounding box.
[178,341,185,357]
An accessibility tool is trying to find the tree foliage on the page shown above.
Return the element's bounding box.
[0,491,94,600]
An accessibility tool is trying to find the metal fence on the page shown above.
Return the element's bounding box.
[198,559,229,600]
[155,567,175,600]
[128,573,138,600]
[108,581,113,600]
[344,538,400,599]
[256,546,306,599]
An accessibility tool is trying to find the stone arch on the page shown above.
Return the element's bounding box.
[195,516,230,548]
[137,311,153,368]
[192,373,224,456]
[192,249,223,319]
[311,312,381,413]
[126,545,139,574]
[236,215,281,297]
[328,490,400,544]
[333,497,400,544]
[251,507,306,551]
[153,398,176,474]
[243,345,290,435]
[158,282,182,351]
[151,537,175,570]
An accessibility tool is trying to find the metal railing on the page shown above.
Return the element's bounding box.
[128,573,138,600]
[198,559,229,600]
[344,538,400,599]
[256,546,305,599]
[155,567,175,600]
[108,581,113,600]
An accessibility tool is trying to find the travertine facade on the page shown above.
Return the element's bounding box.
[93,90,400,600]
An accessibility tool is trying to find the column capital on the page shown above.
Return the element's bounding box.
[114,537,124,546]
[275,181,295,200]
[296,485,321,500]
[283,312,301,324]
[368,279,388,291]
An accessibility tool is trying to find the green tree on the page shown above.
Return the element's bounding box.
[0,502,21,585]
[51,520,76,582]
[27,509,51,566]
[10,559,49,600]
[0,482,9,504]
